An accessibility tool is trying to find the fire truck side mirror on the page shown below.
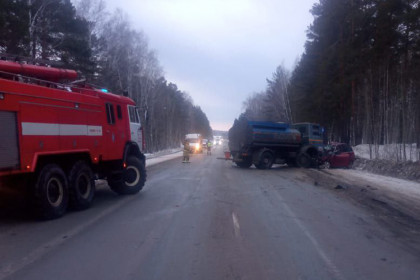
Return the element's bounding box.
[123,90,128,97]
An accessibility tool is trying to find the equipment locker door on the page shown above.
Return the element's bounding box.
[104,102,120,159]
[0,111,20,170]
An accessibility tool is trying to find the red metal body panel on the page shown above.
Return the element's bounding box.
[0,61,78,81]
[0,63,138,177]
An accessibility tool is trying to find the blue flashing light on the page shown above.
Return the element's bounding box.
[101,88,108,93]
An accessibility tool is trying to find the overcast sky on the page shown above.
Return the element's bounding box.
[105,0,317,131]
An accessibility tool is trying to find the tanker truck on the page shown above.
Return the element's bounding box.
[228,118,325,169]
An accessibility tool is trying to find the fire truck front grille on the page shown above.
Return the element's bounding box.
[0,111,20,170]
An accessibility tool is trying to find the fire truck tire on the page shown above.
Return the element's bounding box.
[108,156,146,195]
[255,151,274,169]
[68,161,95,210]
[34,164,69,219]
[297,153,311,168]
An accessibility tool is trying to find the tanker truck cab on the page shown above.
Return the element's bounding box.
[291,123,324,147]
[291,123,325,168]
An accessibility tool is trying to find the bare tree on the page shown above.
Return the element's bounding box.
[265,65,292,122]
[74,0,107,48]
[28,0,54,58]
[242,91,267,121]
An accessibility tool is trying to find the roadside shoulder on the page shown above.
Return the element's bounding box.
[302,168,420,253]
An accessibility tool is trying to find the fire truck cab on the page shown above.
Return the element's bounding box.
[0,60,147,219]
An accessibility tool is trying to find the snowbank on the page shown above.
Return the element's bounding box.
[354,158,420,182]
[146,151,182,167]
[351,144,420,183]
[145,147,182,159]
[353,143,419,162]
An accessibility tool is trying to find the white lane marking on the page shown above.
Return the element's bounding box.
[232,212,240,237]
[278,196,345,280]
[0,195,135,280]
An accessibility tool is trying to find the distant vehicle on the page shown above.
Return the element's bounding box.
[185,133,203,153]
[320,143,355,168]
[202,139,208,149]
[214,136,222,145]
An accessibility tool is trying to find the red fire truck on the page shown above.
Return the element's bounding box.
[0,60,146,219]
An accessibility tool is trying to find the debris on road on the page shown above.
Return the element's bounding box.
[335,184,348,190]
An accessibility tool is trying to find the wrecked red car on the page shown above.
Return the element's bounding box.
[320,143,355,168]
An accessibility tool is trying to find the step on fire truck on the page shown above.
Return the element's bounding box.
[0,59,146,219]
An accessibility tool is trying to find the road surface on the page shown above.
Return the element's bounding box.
[1,145,420,280]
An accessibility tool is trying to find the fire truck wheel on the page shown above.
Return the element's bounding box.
[255,151,274,169]
[34,164,69,219]
[109,156,146,195]
[297,153,311,168]
[68,161,95,210]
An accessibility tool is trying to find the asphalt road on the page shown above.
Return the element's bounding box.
[1,145,420,280]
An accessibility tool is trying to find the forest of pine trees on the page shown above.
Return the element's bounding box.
[241,0,419,160]
[0,0,213,152]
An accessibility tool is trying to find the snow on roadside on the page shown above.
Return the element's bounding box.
[354,158,420,182]
[352,144,420,183]
[146,151,182,167]
[354,143,419,162]
[328,169,420,203]
[145,147,182,159]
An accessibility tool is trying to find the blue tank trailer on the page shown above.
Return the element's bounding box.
[228,119,326,169]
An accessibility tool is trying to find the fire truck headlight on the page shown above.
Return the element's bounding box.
[0,93,4,100]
